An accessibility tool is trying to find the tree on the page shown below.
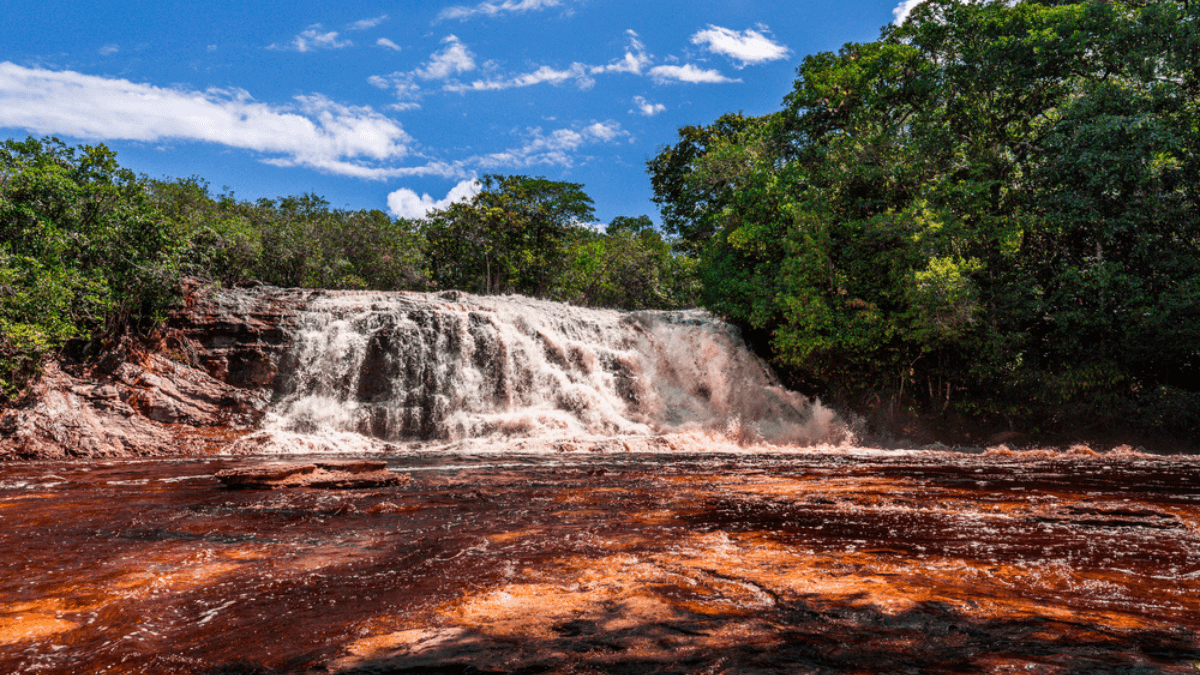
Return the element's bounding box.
[1,137,179,398]
[556,215,699,310]
[148,177,428,291]
[422,174,595,297]
[647,113,778,256]
[653,0,1200,437]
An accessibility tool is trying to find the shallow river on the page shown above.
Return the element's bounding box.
[3,447,1200,674]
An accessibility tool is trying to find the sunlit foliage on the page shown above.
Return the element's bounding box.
[649,0,1200,436]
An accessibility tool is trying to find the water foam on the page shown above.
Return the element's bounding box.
[226,291,852,454]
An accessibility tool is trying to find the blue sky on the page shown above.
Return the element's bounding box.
[1,0,919,224]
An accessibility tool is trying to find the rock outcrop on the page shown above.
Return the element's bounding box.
[1,280,850,459]
[214,460,407,489]
[0,281,303,460]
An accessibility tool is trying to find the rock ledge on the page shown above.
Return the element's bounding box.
[215,461,407,489]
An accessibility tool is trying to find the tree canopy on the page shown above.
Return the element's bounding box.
[1,142,697,402]
[649,0,1200,438]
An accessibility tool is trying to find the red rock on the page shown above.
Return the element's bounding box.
[0,281,301,460]
[215,462,407,489]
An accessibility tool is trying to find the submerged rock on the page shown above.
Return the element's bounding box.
[215,461,407,489]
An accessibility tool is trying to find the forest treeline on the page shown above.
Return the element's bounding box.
[648,0,1199,439]
[3,0,1199,441]
[0,138,697,400]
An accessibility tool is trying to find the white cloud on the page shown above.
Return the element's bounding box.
[476,121,627,169]
[376,38,401,51]
[448,63,594,92]
[416,36,476,80]
[387,178,481,219]
[590,31,651,75]
[648,64,737,84]
[892,0,925,24]
[272,26,352,52]
[439,0,565,21]
[690,25,790,67]
[99,44,119,56]
[631,96,665,116]
[348,15,388,30]
[0,62,425,179]
[368,36,479,109]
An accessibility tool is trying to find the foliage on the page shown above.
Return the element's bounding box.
[421,174,595,296]
[647,113,779,256]
[556,216,700,310]
[0,137,179,399]
[649,0,1200,436]
[1,141,700,402]
[421,177,698,308]
[148,178,428,291]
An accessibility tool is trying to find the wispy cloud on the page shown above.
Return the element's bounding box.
[0,62,424,179]
[476,121,627,169]
[631,96,665,116]
[448,63,594,92]
[438,0,566,22]
[892,0,925,24]
[99,44,120,56]
[649,64,737,84]
[387,178,480,219]
[348,15,388,30]
[383,121,627,208]
[270,25,352,52]
[369,36,479,108]
[416,35,476,79]
[690,25,790,67]
[589,31,651,76]
[376,38,402,51]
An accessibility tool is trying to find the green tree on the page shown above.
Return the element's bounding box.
[647,113,779,256]
[1,137,179,398]
[422,174,595,297]
[148,177,427,291]
[556,215,699,309]
[653,0,1200,437]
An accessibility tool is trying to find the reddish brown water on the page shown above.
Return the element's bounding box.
[3,448,1200,674]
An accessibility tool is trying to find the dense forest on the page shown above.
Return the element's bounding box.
[0,138,697,401]
[2,0,1198,443]
[649,0,1200,440]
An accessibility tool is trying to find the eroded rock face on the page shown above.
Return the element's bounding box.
[1,281,851,459]
[0,281,303,460]
[0,358,266,459]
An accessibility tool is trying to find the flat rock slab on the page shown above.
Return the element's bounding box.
[215,461,406,489]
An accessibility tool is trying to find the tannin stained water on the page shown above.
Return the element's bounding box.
[2,449,1200,674]
[4,290,1200,672]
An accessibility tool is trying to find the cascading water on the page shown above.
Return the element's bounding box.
[228,290,849,454]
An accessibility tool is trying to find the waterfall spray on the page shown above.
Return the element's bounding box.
[227,291,851,454]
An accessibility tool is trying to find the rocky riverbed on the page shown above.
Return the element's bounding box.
[2,445,1199,674]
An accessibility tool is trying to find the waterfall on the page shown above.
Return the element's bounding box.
[228,290,849,454]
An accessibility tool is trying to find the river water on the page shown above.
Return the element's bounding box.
[3,445,1200,674]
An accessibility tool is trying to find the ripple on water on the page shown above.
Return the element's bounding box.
[1,450,1199,674]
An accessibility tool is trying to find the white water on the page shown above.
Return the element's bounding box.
[227,291,852,454]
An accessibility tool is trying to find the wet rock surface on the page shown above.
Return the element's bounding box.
[215,461,406,489]
[2,448,1199,674]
